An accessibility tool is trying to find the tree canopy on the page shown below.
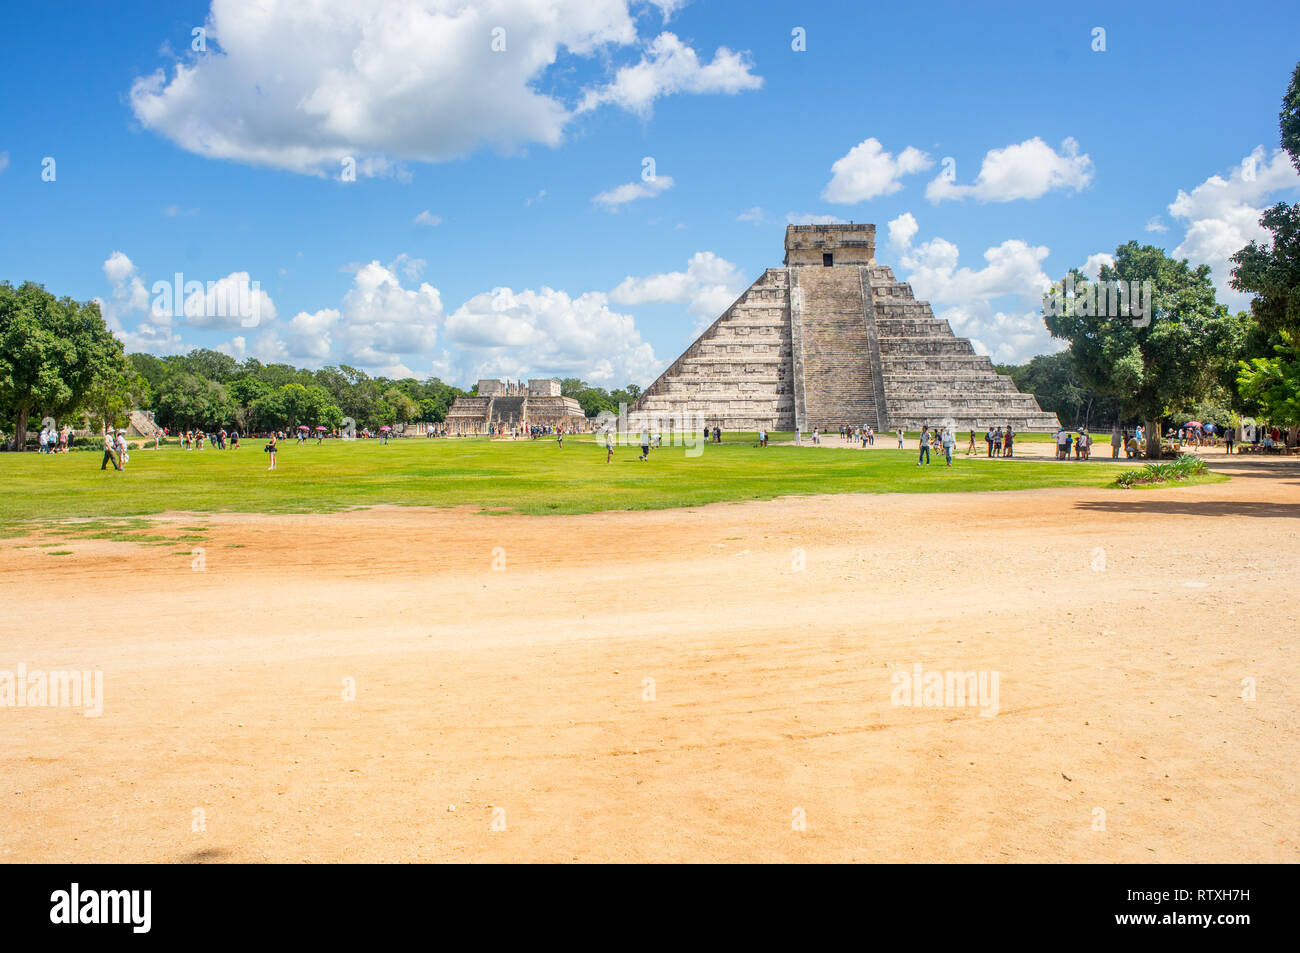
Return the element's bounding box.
[1043,244,1250,456]
[1230,60,1300,337]
[0,281,134,450]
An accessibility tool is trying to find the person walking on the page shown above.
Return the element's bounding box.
[941,426,955,466]
[605,428,615,463]
[639,427,651,462]
[917,425,931,466]
[266,432,278,470]
[115,429,129,470]
[100,429,120,471]
[1225,426,1235,454]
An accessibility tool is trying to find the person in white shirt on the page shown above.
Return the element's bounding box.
[100,430,120,470]
[115,430,129,469]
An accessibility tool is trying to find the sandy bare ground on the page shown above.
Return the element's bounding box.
[2,453,1296,863]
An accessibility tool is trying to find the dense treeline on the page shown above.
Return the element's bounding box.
[128,350,467,433]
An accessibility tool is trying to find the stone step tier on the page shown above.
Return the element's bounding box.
[629,269,797,432]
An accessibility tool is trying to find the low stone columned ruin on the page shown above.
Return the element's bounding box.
[445,378,588,433]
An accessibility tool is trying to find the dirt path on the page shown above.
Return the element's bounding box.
[2,455,1296,863]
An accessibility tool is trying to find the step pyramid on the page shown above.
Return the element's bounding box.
[629,224,1059,434]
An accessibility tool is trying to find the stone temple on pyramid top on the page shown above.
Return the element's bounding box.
[629,224,1059,434]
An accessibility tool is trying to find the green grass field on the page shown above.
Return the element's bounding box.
[0,434,1225,531]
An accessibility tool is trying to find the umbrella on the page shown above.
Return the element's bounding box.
[379,425,392,431]
[1185,421,1203,428]
[297,424,310,430]
[315,425,327,431]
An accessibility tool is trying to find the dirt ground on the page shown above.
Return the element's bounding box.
[2,451,1296,863]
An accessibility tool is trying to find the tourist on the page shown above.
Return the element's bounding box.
[941,426,955,467]
[1111,426,1122,458]
[1055,428,1068,460]
[115,429,129,470]
[1225,426,1235,454]
[231,430,240,449]
[266,432,278,470]
[917,425,931,466]
[556,430,564,448]
[605,429,614,463]
[812,427,820,446]
[759,427,767,448]
[985,426,994,458]
[639,428,650,462]
[100,429,120,471]
[1065,430,1074,459]
[1004,425,1014,458]
[992,426,1003,457]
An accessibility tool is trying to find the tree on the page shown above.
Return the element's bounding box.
[1044,244,1249,457]
[1230,61,1300,337]
[0,282,130,449]
[382,387,417,425]
[1237,331,1300,427]
[155,373,232,430]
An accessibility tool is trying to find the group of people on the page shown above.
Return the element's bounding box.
[180,429,240,450]
[1053,428,1095,460]
[836,424,877,447]
[968,426,1016,458]
[915,425,958,466]
[37,425,74,453]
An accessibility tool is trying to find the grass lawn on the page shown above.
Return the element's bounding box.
[0,434,1224,531]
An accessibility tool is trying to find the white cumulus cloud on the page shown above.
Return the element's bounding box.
[445,287,658,385]
[886,212,919,251]
[610,250,744,331]
[129,2,761,176]
[822,138,932,203]
[925,137,1093,204]
[593,174,674,209]
[577,30,762,115]
[1167,146,1300,310]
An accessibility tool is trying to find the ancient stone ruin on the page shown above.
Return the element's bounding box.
[630,224,1059,433]
[446,378,588,433]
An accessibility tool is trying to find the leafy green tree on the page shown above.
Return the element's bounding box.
[382,387,418,424]
[1230,61,1300,337]
[155,372,229,430]
[1237,331,1300,426]
[179,348,239,383]
[1044,244,1249,457]
[0,282,130,449]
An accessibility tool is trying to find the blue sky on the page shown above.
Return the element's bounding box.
[2,0,1298,387]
